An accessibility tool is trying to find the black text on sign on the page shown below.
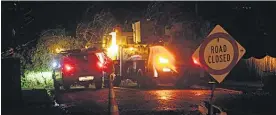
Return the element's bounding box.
[208,45,231,64]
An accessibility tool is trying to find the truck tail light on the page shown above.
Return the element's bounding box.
[159,57,169,64]
[162,67,171,72]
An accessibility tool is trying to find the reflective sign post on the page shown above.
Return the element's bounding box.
[192,25,246,115]
[209,81,216,115]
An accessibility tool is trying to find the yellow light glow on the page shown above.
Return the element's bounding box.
[153,66,158,77]
[162,68,171,72]
[191,90,207,96]
[155,90,172,100]
[148,46,177,72]
[55,48,64,53]
[107,32,119,60]
[159,57,169,64]
[129,47,135,51]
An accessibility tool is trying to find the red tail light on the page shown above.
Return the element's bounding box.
[62,63,75,75]
[97,62,103,68]
[64,64,73,71]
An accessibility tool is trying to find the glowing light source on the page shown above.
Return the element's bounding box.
[97,62,103,68]
[107,32,119,60]
[129,47,136,51]
[162,68,171,72]
[52,61,57,68]
[193,57,200,66]
[65,64,73,71]
[153,66,158,77]
[52,60,61,68]
[55,48,64,53]
[148,46,177,72]
[159,57,169,64]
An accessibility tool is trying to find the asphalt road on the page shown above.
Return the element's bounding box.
[54,86,242,115]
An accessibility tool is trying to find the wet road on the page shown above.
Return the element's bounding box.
[55,87,242,115]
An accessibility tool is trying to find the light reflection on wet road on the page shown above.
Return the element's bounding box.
[55,87,242,115]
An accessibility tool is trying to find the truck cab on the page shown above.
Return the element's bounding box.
[113,45,180,88]
[113,42,206,88]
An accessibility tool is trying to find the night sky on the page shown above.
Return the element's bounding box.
[2,1,276,58]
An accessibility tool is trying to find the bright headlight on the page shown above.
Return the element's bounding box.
[162,68,171,72]
[159,57,168,64]
[52,61,60,68]
[52,61,57,68]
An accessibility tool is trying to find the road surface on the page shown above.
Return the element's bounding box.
[54,86,242,115]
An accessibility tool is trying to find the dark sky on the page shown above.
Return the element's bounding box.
[2,1,150,49]
[2,1,276,58]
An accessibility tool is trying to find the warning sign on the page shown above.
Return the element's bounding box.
[192,25,246,83]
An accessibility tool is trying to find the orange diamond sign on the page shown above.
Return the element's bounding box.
[192,25,246,83]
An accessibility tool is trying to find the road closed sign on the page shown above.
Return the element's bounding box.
[192,25,246,83]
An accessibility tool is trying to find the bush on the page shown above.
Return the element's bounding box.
[21,71,54,89]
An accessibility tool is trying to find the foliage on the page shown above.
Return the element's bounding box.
[143,2,213,45]
[21,9,118,89]
[21,71,54,89]
[11,47,35,73]
[76,9,117,47]
[144,2,183,27]
[32,33,83,72]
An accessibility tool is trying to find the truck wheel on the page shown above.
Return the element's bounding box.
[95,77,103,89]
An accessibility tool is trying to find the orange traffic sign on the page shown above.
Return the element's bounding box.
[192,25,246,83]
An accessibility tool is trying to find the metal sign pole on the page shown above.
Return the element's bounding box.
[209,81,216,115]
